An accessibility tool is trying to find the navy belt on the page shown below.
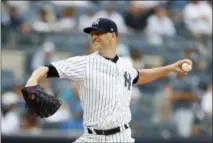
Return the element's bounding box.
[87,124,129,136]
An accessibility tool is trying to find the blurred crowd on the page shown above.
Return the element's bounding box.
[1,0,212,139]
[1,1,212,42]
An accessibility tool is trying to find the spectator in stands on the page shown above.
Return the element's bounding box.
[4,6,23,28]
[182,48,210,86]
[55,7,77,32]
[136,1,167,10]
[199,81,212,136]
[78,6,98,31]
[31,41,58,70]
[20,112,41,133]
[95,2,128,34]
[2,6,31,32]
[51,1,93,8]
[1,2,11,26]
[193,58,210,92]
[183,47,200,65]
[2,79,26,115]
[32,6,56,32]
[168,77,197,138]
[1,90,21,134]
[201,82,212,121]
[183,0,212,56]
[5,0,30,15]
[183,0,212,36]
[130,48,145,69]
[154,82,173,123]
[152,82,176,138]
[190,101,203,137]
[145,7,176,46]
[123,1,156,33]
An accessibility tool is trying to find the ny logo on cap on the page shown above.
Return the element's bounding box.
[92,18,100,26]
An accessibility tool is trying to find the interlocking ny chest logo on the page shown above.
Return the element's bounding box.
[123,72,132,90]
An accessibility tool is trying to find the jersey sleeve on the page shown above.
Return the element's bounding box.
[132,68,139,84]
[130,67,139,84]
[124,58,139,84]
[51,56,87,81]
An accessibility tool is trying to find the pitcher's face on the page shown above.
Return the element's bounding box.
[90,30,115,51]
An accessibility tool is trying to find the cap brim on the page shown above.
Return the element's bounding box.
[83,27,106,34]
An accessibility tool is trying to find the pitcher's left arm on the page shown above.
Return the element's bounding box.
[134,59,193,85]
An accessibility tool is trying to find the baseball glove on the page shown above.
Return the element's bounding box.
[21,85,62,118]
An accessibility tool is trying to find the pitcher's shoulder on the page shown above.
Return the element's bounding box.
[118,57,133,66]
[86,51,100,59]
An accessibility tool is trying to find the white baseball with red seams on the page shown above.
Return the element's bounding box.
[181,63,192,72]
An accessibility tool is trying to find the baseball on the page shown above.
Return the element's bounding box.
[181,63,192,72]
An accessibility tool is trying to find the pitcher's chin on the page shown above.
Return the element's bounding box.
[92,44,101,51]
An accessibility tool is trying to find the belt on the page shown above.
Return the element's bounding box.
[87,124,129,136]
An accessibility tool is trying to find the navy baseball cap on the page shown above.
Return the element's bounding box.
[83,18,118,35]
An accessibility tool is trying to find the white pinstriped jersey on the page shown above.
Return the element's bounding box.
[51,52,138,130]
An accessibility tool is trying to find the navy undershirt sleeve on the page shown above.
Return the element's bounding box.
[44,64,59,78]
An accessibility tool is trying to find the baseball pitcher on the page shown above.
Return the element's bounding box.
[22,18,193,142]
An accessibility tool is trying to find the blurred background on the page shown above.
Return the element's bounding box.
[1,0,212,143]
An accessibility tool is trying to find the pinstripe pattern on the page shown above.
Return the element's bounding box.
[51,56,88,80]
[52,52,138,142]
